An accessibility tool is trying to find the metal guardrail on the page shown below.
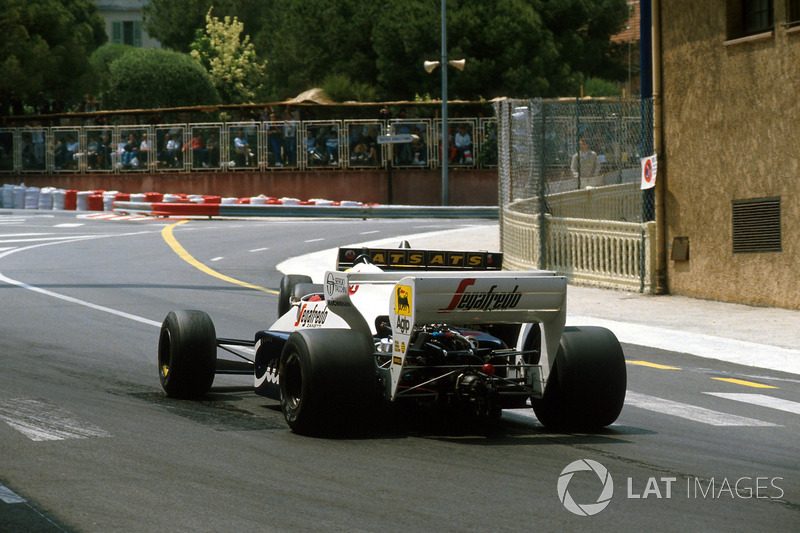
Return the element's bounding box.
[113,201,499,219]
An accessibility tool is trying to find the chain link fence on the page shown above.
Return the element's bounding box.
[495,97,657,292]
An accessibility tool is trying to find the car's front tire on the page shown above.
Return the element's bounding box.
[158,310,216,399]
[278,274,313,318]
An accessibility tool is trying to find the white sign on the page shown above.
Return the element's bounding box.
[377,134,417,144]
[641,154,657,190]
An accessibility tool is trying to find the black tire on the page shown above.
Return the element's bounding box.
[279,329,376,435]
[531,326,626,431]
[292,283,323,299]
[278,274,313,318]
[158,310,217,399]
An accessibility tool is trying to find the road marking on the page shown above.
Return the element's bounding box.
[0,484,26,504]
[250,247,270,252]
[210,256,224,262]
[711,377,777,389]
[54,223,85,227]
[705,393,800,416]
[625,391,780,427]
[0,232,164,328]
[627,360,681,370]
[304,238,325,243]
[359,230,380,235]
[568,315,800,376]
[0,398,112,441]
[161,221,277,295]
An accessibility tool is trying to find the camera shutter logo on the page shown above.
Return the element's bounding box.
[558,459,614,516]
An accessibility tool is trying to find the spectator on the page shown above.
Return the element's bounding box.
[66,135,80,168]
[283,111,298,166]
[139,133,151,167]
[306,129,324,165]
[454,123,473,164]
[122,133,140,168]
[184,132,209,168]
[96,134,112,169]
[393,108,412,164]
[54,135,69,169]
[325,126,339,164]
[30,122,45,168]
[411,127,427,165]
[206,132,220,167]
[267,113,283,166]
[234,130,252,166]
[570,138,600,180]
[159,133,180,167]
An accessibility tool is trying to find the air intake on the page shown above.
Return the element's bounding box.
[731,197,782,253]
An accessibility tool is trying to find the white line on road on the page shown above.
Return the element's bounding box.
[250,247,270,252]
[624,391,780,427]
[568,315,800,376]
[704,393,800,416]
[0,484,26,504]
[0,232,164,328]
[304,238,325,243]
[0,398,112,441]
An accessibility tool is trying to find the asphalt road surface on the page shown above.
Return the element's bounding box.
[0,211,798,532]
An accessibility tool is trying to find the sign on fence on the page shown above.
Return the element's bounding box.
[641,154,657,190]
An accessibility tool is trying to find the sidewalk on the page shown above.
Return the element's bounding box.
[279,224,800,375]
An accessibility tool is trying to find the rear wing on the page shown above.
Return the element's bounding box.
[336,247,502,271]
[322,270,566,400]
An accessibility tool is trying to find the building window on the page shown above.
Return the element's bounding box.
[112,21,142,47]
[744,0,773,33]
[727,0,774,38]
[788,0,800,25]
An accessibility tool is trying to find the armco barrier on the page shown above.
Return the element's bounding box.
[113,201,498,219]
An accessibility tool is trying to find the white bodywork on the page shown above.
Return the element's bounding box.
[270,264,568,400]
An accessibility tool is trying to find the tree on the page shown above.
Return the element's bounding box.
[0,0,107,114]
[190,8,268,104]
[103,48,220,110]
[138,0,632,102]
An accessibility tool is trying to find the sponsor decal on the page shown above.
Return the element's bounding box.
[395,285,412,316]
[294,303,328,327]
[325,272,348,297]
[439,279,522,312]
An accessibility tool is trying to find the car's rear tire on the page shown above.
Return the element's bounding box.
[279,329,376,435]
[278,274,313,318]
[158,310,217,399]
[531,326,626,431]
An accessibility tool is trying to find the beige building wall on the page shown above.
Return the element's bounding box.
[660,1,800,309]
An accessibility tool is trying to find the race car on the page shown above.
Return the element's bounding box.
[157,244,626,435]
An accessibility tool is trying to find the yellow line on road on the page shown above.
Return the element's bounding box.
[627,360,681,370]
[712,377,778,389]
[162,220,278,294]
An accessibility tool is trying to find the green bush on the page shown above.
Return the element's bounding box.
[103,48,220,110]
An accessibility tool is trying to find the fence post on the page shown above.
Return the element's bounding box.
[537,102,548,270]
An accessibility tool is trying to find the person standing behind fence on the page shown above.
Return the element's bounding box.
[570,138,600,182]
[282,111,297,166]
[267,113,283,166]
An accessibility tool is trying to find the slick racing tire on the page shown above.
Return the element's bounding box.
[279,329,376,435]
[158,310,217,399]
[531,326,626,431]
[278,274,313,318]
